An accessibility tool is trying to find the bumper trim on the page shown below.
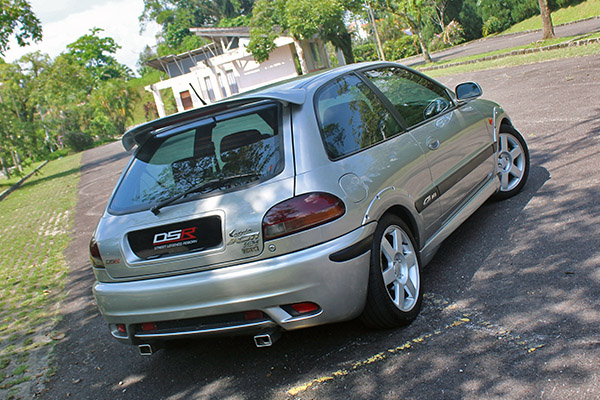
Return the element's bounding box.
[329,234,373,262]
[132,320,277,340]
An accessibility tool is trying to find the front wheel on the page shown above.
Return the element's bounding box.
[361,215,423,329]
[493,125,530,200]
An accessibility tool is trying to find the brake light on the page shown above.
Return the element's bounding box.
[262,192,345,240]
[89,237,104,268]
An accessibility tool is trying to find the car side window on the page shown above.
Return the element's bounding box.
[316,73,402,160]
[363,67,453,128]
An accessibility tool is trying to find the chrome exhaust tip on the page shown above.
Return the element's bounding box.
[254,331,281,347]
[138,344,154,356]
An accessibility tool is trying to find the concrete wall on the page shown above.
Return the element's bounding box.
[146,36,329,114]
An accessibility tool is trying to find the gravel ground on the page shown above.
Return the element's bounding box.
[39,54,600,399]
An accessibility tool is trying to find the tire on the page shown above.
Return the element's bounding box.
[361,215,423,329]
[493,125,530,200]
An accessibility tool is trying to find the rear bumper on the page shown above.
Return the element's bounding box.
[93,224,375,344]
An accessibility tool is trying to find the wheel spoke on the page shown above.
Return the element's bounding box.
[381,238,395,264]
[500,135,509,152]
[501,171,510,189]
[382,265,396,286]
[510,146,522,160]
[404,275,417,299]
[510,164,523,179]
[404,248,416,268]
[393,281,402,306]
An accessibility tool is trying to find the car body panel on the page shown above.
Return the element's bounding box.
[91,61,524,346]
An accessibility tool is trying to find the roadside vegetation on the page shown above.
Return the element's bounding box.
[420,31,600,70]
[505,0,600,33]
[0,154,80,399]
[422,41,600,77]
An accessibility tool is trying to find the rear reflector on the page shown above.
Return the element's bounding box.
[262,193,345,240]
[244,310,264,320]
[291,302,319,314]
[141,322,158,332]
[117,324,126,333]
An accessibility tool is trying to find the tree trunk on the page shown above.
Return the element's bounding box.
[292,39,309,75]
[416,32,432,63]
[0,156,9,179]
[538,0,556,40]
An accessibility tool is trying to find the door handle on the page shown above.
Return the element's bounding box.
[426,136,440,150]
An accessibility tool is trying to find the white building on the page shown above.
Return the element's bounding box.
[145,27,335,116]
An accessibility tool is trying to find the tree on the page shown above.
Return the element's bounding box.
[66,28,130,81]
[248,0,359,72]
[140,0,254,55]
[0,0,42,55]
[373,0,433,62]
[90,80,139,137]
[428,0,449,40]
[538,0,555,39]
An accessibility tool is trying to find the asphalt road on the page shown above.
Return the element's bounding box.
[403,18,600,66]
[40,54,600,399]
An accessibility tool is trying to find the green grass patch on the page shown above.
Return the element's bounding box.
[505,0,600,33]
[0,154,81,397]
[422,42,600,78]
[424,32,600,69]
[0,161,47,190]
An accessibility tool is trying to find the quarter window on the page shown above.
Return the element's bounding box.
[363,67,453,127]
[316,74,401,160]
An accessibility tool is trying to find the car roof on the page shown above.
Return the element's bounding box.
[122,61,403,151]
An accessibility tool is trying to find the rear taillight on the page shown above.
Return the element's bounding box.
[89,237,104,268]
[262,192,345,240]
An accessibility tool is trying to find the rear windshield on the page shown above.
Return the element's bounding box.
[109,103,283,214]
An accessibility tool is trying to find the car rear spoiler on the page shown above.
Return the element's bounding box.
[122,90,306,151]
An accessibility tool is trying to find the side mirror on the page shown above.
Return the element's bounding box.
[455,82,482,100]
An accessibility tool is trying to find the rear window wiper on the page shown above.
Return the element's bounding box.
[150,173,260,215]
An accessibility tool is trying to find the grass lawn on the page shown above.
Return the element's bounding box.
[421,32,600,71]
[0,161,47,191]
[0,154,81,399]
[504,0,600,33]
[422,42,600,78]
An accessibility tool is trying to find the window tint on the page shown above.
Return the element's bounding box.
[109,103,283,214]
[316,73,401,159]
[363,67,453,127]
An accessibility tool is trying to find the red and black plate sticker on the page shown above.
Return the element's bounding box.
[128,216,222,259]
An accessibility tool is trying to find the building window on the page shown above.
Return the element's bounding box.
[180,90,193,110]
[217,73,228,98]
[204,77,216,102]
[226,70,239,94]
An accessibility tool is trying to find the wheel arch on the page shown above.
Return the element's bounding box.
[380,205,421,250]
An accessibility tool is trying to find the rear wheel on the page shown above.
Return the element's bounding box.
[361,215,422,329]
[493,125,530,200]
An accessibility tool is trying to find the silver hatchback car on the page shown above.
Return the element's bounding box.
[90,62,529,355]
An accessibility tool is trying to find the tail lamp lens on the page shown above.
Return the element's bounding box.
[262,192,345,240]
[89,237,104,268]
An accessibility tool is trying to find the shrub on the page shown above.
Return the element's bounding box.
[353,42,379,62]
[483,16,508,36]
[62,131,94,152]
[384,36,419,60]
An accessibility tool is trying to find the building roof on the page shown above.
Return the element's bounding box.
[144,42,219,73]
[189,26,251,39]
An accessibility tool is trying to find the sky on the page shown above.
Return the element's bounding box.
[3,0,161,72]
